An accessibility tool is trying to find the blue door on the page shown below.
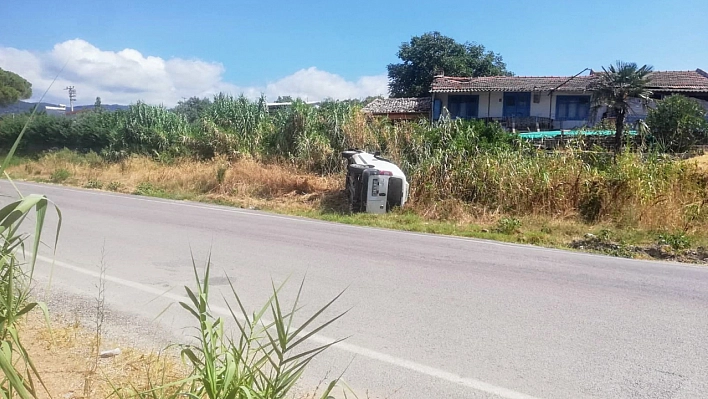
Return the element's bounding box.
[448,95,479,119]
[433,98,442,120]
[503,92,531,117]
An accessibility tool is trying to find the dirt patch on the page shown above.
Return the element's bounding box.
[640,246,708,263]
[20,312,186,399]
[571,235,708,264]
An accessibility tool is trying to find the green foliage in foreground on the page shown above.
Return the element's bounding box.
[0,94,60,399]
[110,259,346,399]
[183,260,344,399]
[1,89,348,398]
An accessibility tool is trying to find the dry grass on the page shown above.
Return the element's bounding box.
[14,302,364,399]
[691,153,708,173]
[19,312,186,399]
[409,149,708,234]
[5,152,578,230]
[9,152,342,213]
[7,150,708,259]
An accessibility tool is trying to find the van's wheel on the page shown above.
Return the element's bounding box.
[349,200,361,213]
[347,164,369,212]
[349,181,364,213]
[348,187,364,213]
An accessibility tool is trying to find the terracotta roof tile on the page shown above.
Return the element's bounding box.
[362,97,431,114]
[431,75,596,93]
[431,69,708,93]
[644,70,708,92]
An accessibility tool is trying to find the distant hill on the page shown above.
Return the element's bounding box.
[0,101,129,116]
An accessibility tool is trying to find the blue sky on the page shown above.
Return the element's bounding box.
[1,0,707,105]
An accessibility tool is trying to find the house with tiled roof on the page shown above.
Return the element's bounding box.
[362,97,431,121]
[431,69,708,130]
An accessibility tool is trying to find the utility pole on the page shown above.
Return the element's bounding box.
[64,86,76,112]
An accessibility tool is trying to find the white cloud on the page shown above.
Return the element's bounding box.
[0,39,388,107]
[263,67,388,101]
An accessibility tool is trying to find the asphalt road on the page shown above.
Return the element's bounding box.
[3,181,708,399]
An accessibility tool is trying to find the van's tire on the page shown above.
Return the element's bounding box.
[349,183,364,213]
[345,164,369,195]
[346,164,370,213]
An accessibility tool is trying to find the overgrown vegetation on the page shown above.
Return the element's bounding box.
[647,94,708,152]
[169,260,345,399]
[1,98,59,399]
[1,93,347,399]
[3,95,708,261]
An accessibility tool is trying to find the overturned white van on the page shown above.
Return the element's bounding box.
[341,150,409,214]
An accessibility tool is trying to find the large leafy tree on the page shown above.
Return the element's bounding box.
[173,96,212,123]
[591,61,653,152]
[387,32,511,98]
[0,68,32,107]
[275,96,294,103]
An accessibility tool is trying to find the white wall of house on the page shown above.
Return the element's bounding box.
[485,92,504,117]
[435,90,596,129]
[530,92,552,120]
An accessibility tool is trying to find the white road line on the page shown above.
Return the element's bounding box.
[9,180,683,267]
[35,253,541,399]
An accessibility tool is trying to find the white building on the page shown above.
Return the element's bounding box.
[430,69,708,131]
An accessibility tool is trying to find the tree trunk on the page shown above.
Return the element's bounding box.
[615,110,626,153]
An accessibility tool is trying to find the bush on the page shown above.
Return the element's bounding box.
[106,181,123,191]
[0,112,113,153]
[494,217,522,234]
[165,260,344,399]
[84,179,103,189]
[133,182,165,197]
[216,164,227,185]
[50,168,71,182]
[647,95,708,152]
[107,102,191,159]
[658,231,692,251]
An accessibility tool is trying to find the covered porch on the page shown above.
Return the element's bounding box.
[430,75,597,131]
[431,90,593,131]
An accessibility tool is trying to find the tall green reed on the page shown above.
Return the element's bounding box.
[0,78,61,399]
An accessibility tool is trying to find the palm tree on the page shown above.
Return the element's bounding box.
[591,61,653,152]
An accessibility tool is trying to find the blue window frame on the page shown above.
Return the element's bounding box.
[433,98,442,120]
[503,92,531,117]
[448,95,479,119]
[556,95,590,120]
